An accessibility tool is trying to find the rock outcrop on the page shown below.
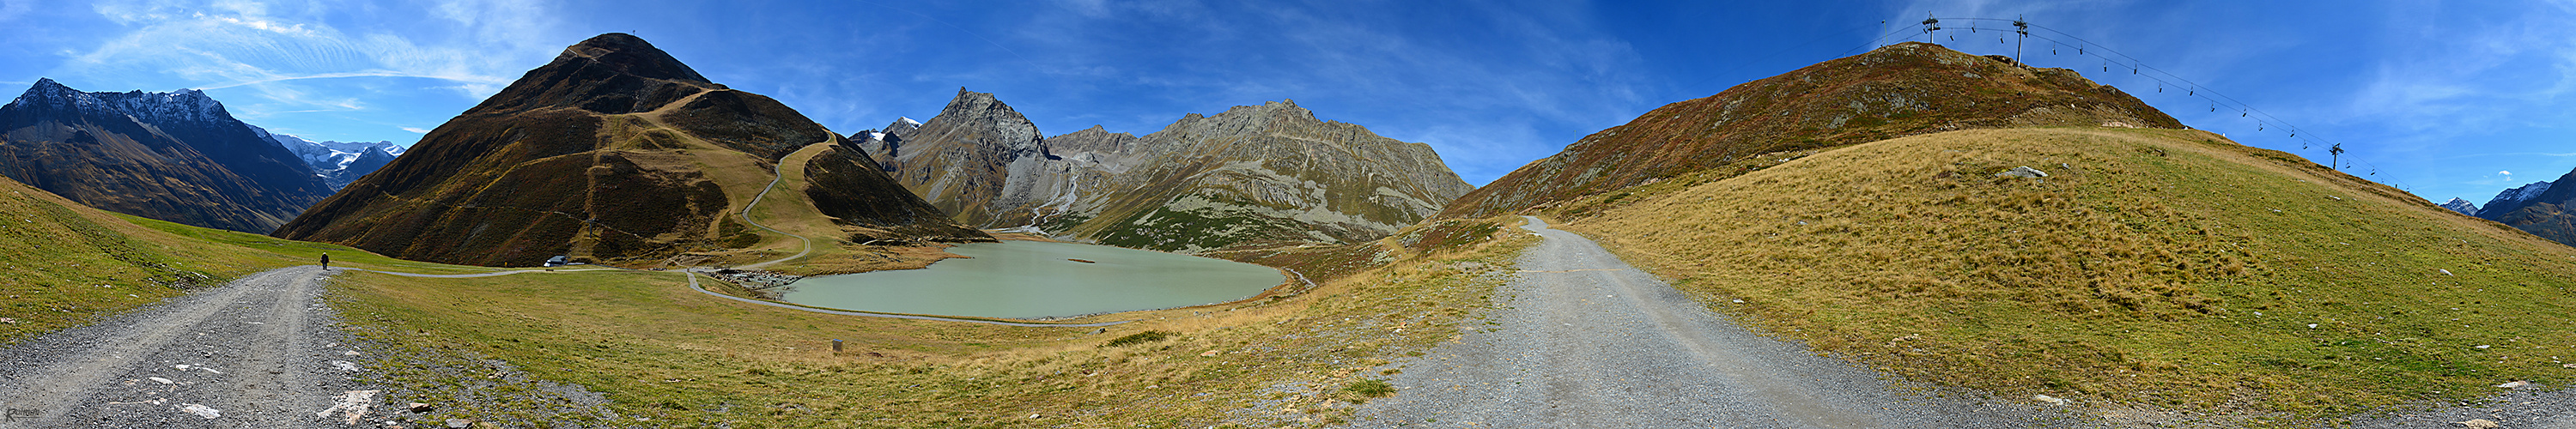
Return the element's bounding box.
[871,93,1474,252]
[872,88,1062,226]
[0,79,331,233]
[1438,42,2180,219]
[273,33,981,267]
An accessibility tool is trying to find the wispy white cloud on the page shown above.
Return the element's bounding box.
[0,0,33,22]
[2341,3,2576,136]
[193,71,510,91]
[400,127,429,133]
[64,0,561,106]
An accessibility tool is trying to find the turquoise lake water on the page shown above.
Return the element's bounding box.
[781,240,1287,318]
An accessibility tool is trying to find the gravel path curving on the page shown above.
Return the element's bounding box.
[1349,216,2081,428]
[732,142,821,271]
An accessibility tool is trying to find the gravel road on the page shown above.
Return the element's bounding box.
[2342,387,2576,428]
[0,266,380,428]
[1350,216,2076,428]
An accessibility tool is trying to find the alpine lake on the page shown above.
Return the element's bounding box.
[781,240,1289,319]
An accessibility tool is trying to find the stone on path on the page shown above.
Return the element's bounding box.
[2455,419,2500,428]
[179,403,221,419]
[1994,166,2049,178]
[2496,380,2531,389]
[318,390,380,425]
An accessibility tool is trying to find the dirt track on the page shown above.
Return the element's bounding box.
[0,266,381,428]
[1352,216,2071,427]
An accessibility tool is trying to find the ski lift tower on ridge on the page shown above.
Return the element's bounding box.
[2013,15,2029,64]
[1922,13,1940,44]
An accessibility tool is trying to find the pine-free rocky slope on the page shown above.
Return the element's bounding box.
[862,89,1473,252]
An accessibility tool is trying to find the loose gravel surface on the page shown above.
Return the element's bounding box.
[1350,217,2083,428]
[0,266,614,428]
[2341,386,2576,428]
[0,266,371,427]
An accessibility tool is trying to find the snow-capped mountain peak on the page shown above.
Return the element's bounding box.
[257,129,408,190]
[2439,197,2478,216]
[897,116,921,126]
[9,78,231,127]
[2481,181,2553,214]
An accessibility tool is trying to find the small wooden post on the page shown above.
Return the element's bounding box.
[831,339,842,353]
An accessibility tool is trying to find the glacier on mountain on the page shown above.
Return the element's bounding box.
[254,128,406,190]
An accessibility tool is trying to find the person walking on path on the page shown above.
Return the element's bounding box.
[320,253,330,269]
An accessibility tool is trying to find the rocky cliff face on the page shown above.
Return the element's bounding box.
[0,79,331,233]
[273,33,981,267]
[1439,41,2180,219]
[873,94,1473,252]
[873,88,1064,227]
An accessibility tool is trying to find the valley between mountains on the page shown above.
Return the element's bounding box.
[4,32,2576,429]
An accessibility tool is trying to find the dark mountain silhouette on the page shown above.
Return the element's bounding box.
[0,79,331,233]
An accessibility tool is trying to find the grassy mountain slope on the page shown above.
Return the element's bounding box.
[275,33,980,268]
[0,175,482,343]
[1442,41,2178,220]
[1556,127,2576,423]
[1052,101,1477,252]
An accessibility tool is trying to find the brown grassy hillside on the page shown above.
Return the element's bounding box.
[274,33,981,267]
[1442,41,2178,220]
[1558,127,2576,423]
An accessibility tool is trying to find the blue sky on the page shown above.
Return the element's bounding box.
[3,1,2572,204]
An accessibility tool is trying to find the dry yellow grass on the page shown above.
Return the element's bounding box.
[1559,127,2576,424]
[331,215,1540,426]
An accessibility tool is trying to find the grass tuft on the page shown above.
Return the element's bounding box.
[1103,330,1174,347]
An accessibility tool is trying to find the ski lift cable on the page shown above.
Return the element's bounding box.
[2003,28,2330,142]
[1943,20,2390,178]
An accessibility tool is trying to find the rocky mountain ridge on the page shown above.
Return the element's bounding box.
[0,78,331,233]
[2470,171,2576,248]
[2476,180,2553,218]
[862,92,1473,252]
